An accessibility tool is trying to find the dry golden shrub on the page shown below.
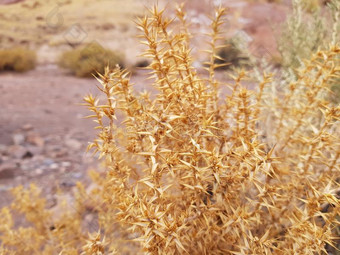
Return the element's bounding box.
[0,48,36,72]
[82,6,340,254]
[0,5,339,255]
[59,42,125,78]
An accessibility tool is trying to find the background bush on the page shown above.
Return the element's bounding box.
[277,0,340,101]
[214,37,250,70]
[58,43,125,77]
[0,48,36,72]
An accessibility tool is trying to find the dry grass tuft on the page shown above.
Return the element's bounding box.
[0,48,36,72]
[59,43,125,77]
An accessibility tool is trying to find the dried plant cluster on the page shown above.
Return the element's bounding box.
[0,5,340,255]
[278,0,339,70]
[277,0,340,103]
[59,43,125,77]
[0,47,36,72]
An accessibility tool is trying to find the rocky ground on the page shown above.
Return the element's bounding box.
[0,65,157,209]
[0,65,97,207]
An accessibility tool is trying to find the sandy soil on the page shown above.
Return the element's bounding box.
[0,66,156,208]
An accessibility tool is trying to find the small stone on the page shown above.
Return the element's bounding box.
[22,124,33,131]
[84,214,94,224]
[15,175,23,181]
[0,144,6,154]
[71,172,82,179]
[192,61,202,69]
[43,158,54,166]
[60,180,76,188]
[22,150,34,159]
[65,139,82,150]
[20,162,31,171]
[26,145,43,156]
[53,149,68,158]
[49,163,59,170]
[0,162,18,179]
[35,168,43,175]
[8,145,27,159]
[26,132,45,147]
[12,133,25,145]
[32,155,44,161]
[61,161,71,167]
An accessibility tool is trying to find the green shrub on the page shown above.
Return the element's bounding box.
[278,0,339,69]
[58,42,125,77]
[0,48,36,72]
[277,1,325,70]
[276,0,340,102]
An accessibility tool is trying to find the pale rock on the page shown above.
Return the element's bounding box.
[43,158,55,166]
[49,163,59,170]
[65,139,82,150]
[8,145,27,159]
[12,133,25,145]
[35,168,43,175]
[61,161,71,167]
[0,144,6,154]
[22,124,33,131]
[26,132,45,148]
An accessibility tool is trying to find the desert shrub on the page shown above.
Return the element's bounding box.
[214,37,250,70]
[0,5,340,255]
[83,34,340,255]
[301,0,321,12]
[278,0,339,69]
[58,43,125,77]
[277,0,340,101]
[0,48,36,72]
[277,0,325,70]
